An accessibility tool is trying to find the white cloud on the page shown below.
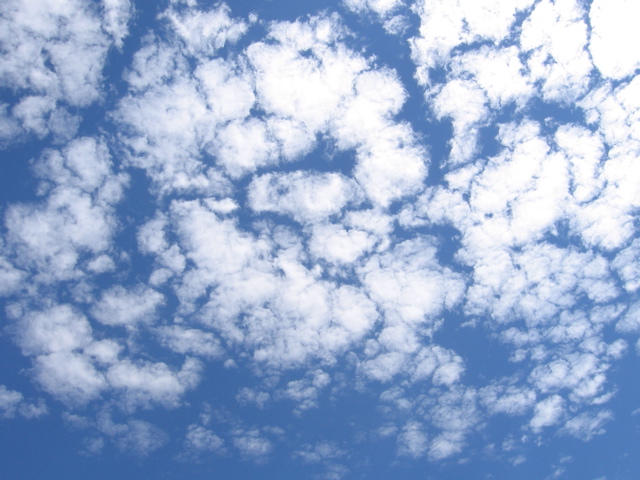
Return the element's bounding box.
[613,239,640,292]
[12,304,93,356]
[183,425,225,455]
[106,357,202,411]
[163,2,248,56]
[480,384,537,416]
[424,387,479,461]
[101,0,132,48]
[156,325,225,358]
[232,428,273,459]
[615,301,640,333]
[4,137,127,282]
[309,223,377,265]
[96,416,169,458]
[91,285,164,327]
[562,409,613,441]
[0,0,130,142]
[0,386,24,419]
[279,370,330,413]
[530,395,565,432]
[0,385,47,420]
[589,0,640,80]
[343,0,403,18]
[247,14,366,133]
[520,0,592,102]
[33,351,107,406]
[248,171,358,224]
[397,421,428,458]
[409,0,535,84]
[359,238,465,327]
[294,441,347,466]
[236,388,270,409]
[432,79,488,165]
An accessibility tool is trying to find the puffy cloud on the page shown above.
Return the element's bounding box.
[397,422,428,458]
[359,238,465,327]
[480,384,537,416]
[91,285,164,327]
[162,2,248,56]
[101,0,132,48]
[236,388,271,409]
[3,137,127,282]
[12,304,93,356]
[530,395,565,432]
[156,325,225,358]
[294,441,347,463]
[309,222,377,265]
[613,239,640,292]
[562,409,613,441]
[33,351,107,406]
[232,428,273,459]
[589,0,640,80]
[343,0,403,17]
[183,425,225,456]
[106,357,202,411]
[409,0,535,83]
[279,370,331,413]
[248,171,359,224]
[97,414,169,458]
[520,0,592,102]
[2,0,640,470]
[0,0,131,142]
[0,385,47,420]
[247,14,365,133]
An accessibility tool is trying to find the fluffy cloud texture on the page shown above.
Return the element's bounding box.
[1,0,639,478]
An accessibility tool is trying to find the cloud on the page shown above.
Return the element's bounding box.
[91,285,165,327]
[97,414,169,458]
[0,0,131,142]
[343,0,403,17]
[2,0,640,471]
[236,388,271,409]
[3,137,127,282]
[162,2,248,56]
[182,425,226,456]
[589,0,640,80]
[248,171,359,224]
[156,325,225,358]
[279,370,331,414]
[0,385,47,420]
[480,384,537,416]
[520,0,592,103]
[409,0,535,84]
[562,409,613,441]
[33,351,107,406]
[530,395,565,432]
[231,428,273,459]
[397,421,428,458]
[106,357,202,411]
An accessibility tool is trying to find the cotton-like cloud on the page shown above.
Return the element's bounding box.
[248,171,358,224]
[530,395,565,432]
[1,0,639,474]
[91,285,164,327]
[0,0,131,141]
[0,385,47,420]
[589,0,640,80]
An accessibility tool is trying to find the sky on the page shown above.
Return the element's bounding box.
[1,0,640,478]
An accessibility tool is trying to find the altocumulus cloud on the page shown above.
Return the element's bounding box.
[1,0,640,478]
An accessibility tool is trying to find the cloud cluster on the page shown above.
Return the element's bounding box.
[1,0,639,473]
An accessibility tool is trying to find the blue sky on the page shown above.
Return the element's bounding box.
[1,0,640,478]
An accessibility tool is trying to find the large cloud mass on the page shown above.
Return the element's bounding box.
[1,0,639,475]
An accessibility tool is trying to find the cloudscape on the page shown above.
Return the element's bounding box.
[1,0,640,478]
